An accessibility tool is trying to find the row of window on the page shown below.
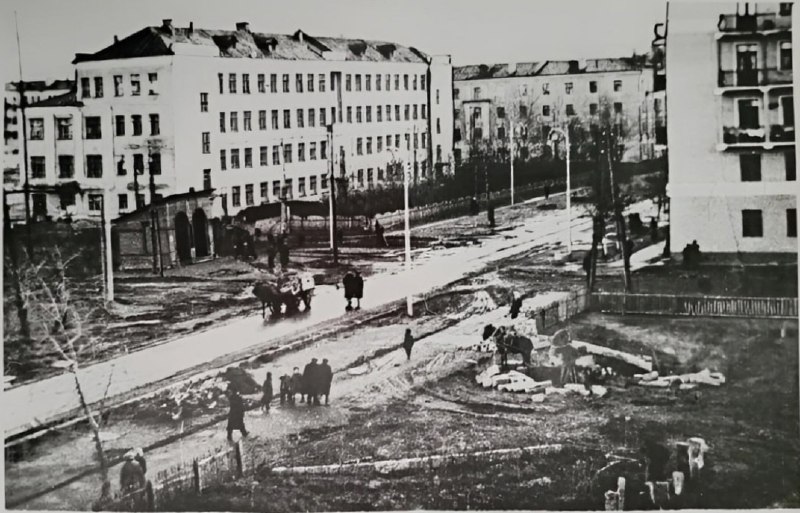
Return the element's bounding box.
[115,114,160,136]
[218,72,426,95]
[30,113,162,141]
[29,152,162,179]
[738,150,796,182]
[455,79,625,101]
[741,209,796,238]
[219,141,328,170]
[356,133,428,155]
[464,102,624,122]
[229,176,330,207]
[80,73,158,99]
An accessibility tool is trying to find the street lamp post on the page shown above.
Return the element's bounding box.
[509,119,515,206]
[549,126,572,255]
[387,148,413,317]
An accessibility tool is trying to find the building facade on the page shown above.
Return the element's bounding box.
[20,20,454,220]
[666,2,795,256]
[452,59,655,164]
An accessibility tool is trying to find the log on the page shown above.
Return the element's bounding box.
[571,340,653,372]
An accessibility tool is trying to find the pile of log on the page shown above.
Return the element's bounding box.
[633,369,725,389]
[476,365,551,396]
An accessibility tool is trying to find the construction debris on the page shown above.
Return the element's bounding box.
[571,341,653,372]
[633,369,725,388]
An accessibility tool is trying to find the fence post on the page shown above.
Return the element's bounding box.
[192,458,201,494]
[234,440,244,478]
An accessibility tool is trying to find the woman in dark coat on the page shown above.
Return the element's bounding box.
[343,271,356,311]
[226,389,248,441]
[402,329,415,360]
[352,271,364,310]
[261,373,273,413]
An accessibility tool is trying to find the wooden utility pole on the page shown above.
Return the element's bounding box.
[328,126,338,265]
[607,128,632,292]
[15,12,33,257]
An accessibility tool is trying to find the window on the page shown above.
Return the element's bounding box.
[356,106,362,123]
[473,87,481,100]
[242,111,251,131]
[347,106,353,123]
[498,126,506,140]
[395,134,400,147]
[385,74,390,90]
[738,98,761,128]
[298,177,306,196]
[542,105,551,117]
[781,96,794,126]
[58,155,75,178]
[272,146,280,165]
[742,209,763,237]
[270,74,277,93]
[497,106,505,118]
[421,75,426,91]
[283,74,290,93]
[366,168,374,188]
[542,83,550,95]
[387,104,392,121]
[320,108,327,126]
[29,118,44,140]
[454,128,462,142]
[244,147,252,168]
[590,103,598,115]
[118,194,129,210]
[321,140,328,158]
[298,143,305,162]
[321,174,328,189]
[56,118,72,140]
[566,104,576,116]
[404,74,409,90]
[116,156,127,176]
[148,73,158,94]
[788,209,797,237]
[614,80,622,92]
[357,138,363,155]
[297,109,304,128]
[258,74,265,93]
[220,112,226,132]
[231,148,240,169]
[357,169,364,187]
[81,77,91,98]
[220,149,227,170]
[310,142,317,160]
[94,77,104,98]
[284,179,293,198]
[232,186,241,207]
[307,108,315,128]
[83,154,104,178]
[283,110,291,129]
[405,133,411,149]
[31,156,45,179]
[245,184,254,205]
[132,154,144,175]
[786,150,796,180]
[242,74,250,94]
[413,105,418,120]
[404,105,410,121]
[273,180,281,197]
[260,146,268,166]
[378,168,384,181]
[229,73,237,93]
[204,170,212,190]
[740,154,761,181]
[436,118,441,134]
[386,135,392,147]
[519,105,528,117]
[780,2,793,15]
[131,74,140,96]
[260,182,269,201]
[614,102,623,114]
[88,194,103,212]
[218,73,224,94]
[355,75,362,91]
[284,143,292,163]
[395,74,400,89]
[200,92,208,112]
[259,110,267,130]
[272,110,279,130]
[295,74,303,93]
[565,82,573,94]
[150,153,161,175]
[310,176,317,194]
[436,145,442,163]
[346,74,352,91]
[319,74,326,92]
[149,114,160,135]
[364,106,371,123]
[421,104,427,119]
[377,106,382,123]
[202,132,210,154]
[377,137,383,153]
[114,75,123,96]
[85,117,102,139]
[453,88,459,100]
[230,112,238,132]
[589,81,597,93]
[367,137,373,154]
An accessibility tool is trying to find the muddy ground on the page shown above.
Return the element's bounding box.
[157,313,800,512]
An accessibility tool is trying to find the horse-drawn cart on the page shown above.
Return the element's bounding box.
[252,272,315,318]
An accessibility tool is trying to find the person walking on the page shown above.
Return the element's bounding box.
[352,270,364,310]
[319,359,333,405]
[303,358,320,406]
[342,271,356,311]
[279,375,289,405]
[374,219,388,247]
[402,328,415,360]
[261,373,273,413]
[509,291,523,319]
[544,183,551,200]
[226,388,248,441]
[290,367,303,404]
[266,233,277,271]
[120,449,146,493]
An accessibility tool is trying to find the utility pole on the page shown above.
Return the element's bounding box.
[403,159,413,317]
[607,128,631,292]
[15,12,32,258]
[509,119,515,206]
[327,125,338,264]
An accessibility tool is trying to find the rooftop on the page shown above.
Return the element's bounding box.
[28,91,83,108]
[73,21,429,64]
[113,188,216,224]
[453,57,649,81]
[5,79,75,93]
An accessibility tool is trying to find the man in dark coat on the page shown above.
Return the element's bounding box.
[402,329,415,360]
[303,359,320,406]
[120,449,146,493]
[375,219,388,247]
[544,183,551,200]
[290,367,303,404]
[342,271,356,311]
[352,270,364,310]
[279,375,289,405]
[261,372,273,413]
[319,359,333,405]
[470,196,479,216]
[266,234,277,271]
[509,292,523,319]
[226,389,248,441]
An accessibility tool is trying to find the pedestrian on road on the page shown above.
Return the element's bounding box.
[226,388,248,441]
[120,449,146,492]
[261,372,273,413]
[266,234,277,271]
[279,375,290,405]
[402,329,415,360]
[509,291,523,319]
[375,219,388,247]
[319,358,333,405]
[544,183,551,200]
[342,271,356,311]
[290,367,303,404]
[352,270,364,310]
[303,358,320,406]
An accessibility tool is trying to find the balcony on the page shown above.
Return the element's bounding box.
[770,124,795,142]
[718,68,793,88]
[718,13,792,35]
[722,126,766,144]
[718,125,795,150]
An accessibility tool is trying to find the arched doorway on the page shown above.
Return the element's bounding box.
[192,208,210,258]
[174,212,192,263]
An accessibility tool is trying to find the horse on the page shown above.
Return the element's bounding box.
[252,281,283,318]
[482,324,534,370]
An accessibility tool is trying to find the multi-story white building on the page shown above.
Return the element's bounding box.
[21,20,454,220]
[666,2,796,257]
[452,58,655,164]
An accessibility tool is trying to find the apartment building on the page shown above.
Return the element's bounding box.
[452,58,655,164]
[21,20,454,220]
[666,2,796,256]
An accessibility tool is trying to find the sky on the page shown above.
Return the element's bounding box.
[1,0,667,83]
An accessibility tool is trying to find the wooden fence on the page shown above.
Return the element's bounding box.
[589,293,798,319]
[105,441,244,512]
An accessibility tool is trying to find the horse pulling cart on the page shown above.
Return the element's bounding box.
[252,272,316,318]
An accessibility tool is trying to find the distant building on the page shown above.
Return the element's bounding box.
[666,2,795,257]
[452,58,655,164]
[18,20,454,221]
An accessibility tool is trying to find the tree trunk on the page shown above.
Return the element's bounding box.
[614,207,632,292]
[4,198,31,344]
[72,370,109,485]
[588,215,602,292]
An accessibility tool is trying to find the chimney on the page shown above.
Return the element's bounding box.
[114,35,119,44]
[162,19,173,34]
[236,22,250,32]
[188,21,194,34]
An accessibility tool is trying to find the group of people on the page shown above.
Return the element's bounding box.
[342,270,365,311]
[277,358,334,406]
[682,240,702,268]
[265,233,291,271]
